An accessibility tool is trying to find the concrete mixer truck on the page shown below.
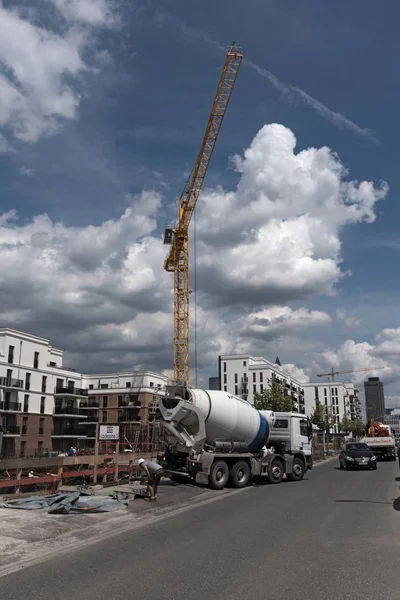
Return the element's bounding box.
[158,384,313,490]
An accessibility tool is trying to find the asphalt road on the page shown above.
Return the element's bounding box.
[1,459,400,600]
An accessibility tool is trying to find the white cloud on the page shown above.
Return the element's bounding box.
[282,364,309,384]
[336,309,361,328]
[0,124,390,379]
[239,306,331,340]
[386,397,400,409]
[0,1,116,143]
[19,166,35,177]
[195,124,387,307]
[48,0,118,26]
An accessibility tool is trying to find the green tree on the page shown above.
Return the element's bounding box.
[254,378,294,412]
[338,417,352,433]
[311,400,335,432]
[348,418,366,437]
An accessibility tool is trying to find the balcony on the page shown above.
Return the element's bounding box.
[0,377,23,389]
[79,400,99,408]
[54,407,87,418]
[54,387,88,398]
[0,401,22,412]
[1,425,21,436]
[51,426,87,438]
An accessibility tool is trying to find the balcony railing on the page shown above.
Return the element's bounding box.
[54,387,88,396]
[1,425,21,435]
[0,401,22,411]
[54,407,79,415]
[0,377,23,389]
[52,427,87,437]
[79,400,100,408]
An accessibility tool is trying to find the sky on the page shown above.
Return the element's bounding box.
[0,0,399,409]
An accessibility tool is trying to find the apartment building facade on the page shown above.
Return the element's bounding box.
[303,382,362,433]
[0,328,167,458]
[218,354,307,415]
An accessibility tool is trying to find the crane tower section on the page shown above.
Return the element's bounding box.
[164,42,242,385]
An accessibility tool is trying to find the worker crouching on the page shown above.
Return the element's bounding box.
[138,458,164,502]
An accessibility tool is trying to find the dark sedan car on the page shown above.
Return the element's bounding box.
[339,442,377,470]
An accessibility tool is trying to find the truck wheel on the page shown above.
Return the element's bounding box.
[209,460,229,490]
[287,458,305,482]
[267,459,284,484]
[229,461,250,488]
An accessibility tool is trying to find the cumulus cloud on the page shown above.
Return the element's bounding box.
[0,1,116,144]
[195,124,387,307]
[0,123,390,378]
[239,306,331,340]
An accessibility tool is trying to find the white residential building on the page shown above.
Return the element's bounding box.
[303,381,362,433]
[218,354,307,415]
[0,328,168,458]
[383,409,400,440]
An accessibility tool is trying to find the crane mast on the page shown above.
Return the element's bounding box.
[164,42,242,385]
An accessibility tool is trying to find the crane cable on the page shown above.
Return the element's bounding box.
[193,205,198,388]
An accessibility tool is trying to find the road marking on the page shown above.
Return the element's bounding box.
[0,487,248,579]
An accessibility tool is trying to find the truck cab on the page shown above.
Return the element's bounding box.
[266,412,313,471]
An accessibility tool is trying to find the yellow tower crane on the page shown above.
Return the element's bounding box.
[164,42,242,386]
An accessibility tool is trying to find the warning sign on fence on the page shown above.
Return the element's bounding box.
[99,425,120,440]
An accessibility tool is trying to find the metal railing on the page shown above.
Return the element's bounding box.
[0,377,23,388]
[1,425,21,435]
[54,407,81,415]
[54,387,88,396]
[0,401,22,411]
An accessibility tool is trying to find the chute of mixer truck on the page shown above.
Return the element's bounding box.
[158,384,313,490]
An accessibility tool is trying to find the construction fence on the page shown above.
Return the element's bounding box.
[312,432,346,462]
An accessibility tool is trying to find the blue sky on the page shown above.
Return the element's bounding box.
[0,0,399,406]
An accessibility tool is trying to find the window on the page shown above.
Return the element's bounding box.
[300,419,309,437]
[102,396,108,408]
[252,372,256,383]
[243,361,246,367]
[324,388,327,396]
[89,384,94,390]
[260,372,263,382]
[223,362,226,372]
[273,419,289,429]
[260,384,264,393]
[25,373,31,391]
[335,387,338,395]
[37,441,43,455]
[6,369,12,385]
[33,352,39,369]
[40,397,45,414]
[234,373,238,384]
[223,374,227,384]
[8,345,14,364]
[22,417,28,435]
[126,382,131,387]
[41,375,47,393]
[314,386,319,400]
[150,382,154,388]
[49,361,56,367]
[56,378,63,390]
[20,441,26,457]
[102,410,107,423]
[23,394,29,412]
[100,383,109,389]
[39,418,44,436]
[234,385,238,395]
[223,385,227,391]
